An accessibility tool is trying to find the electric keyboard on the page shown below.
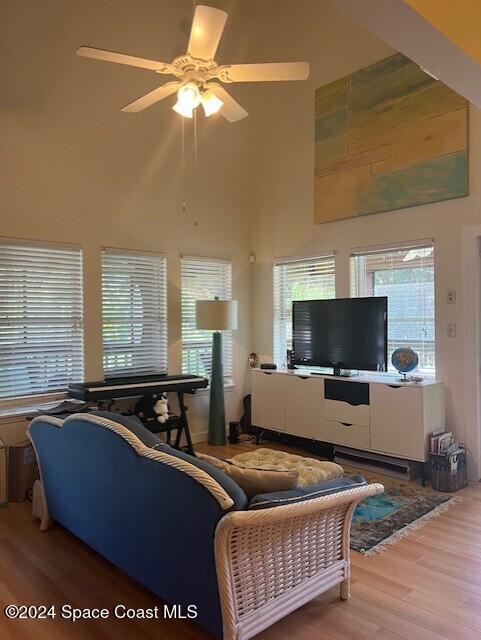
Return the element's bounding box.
[68,373,208,402]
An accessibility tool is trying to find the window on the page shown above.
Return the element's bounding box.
[102,249,167,377]
[181,257,233,383]
[0,241,83,399]
[273,255,336,366]
[350,242,435,375]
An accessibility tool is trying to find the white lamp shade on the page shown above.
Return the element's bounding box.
[196,299,238,331]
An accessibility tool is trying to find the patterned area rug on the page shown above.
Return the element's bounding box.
[349,472,461,556]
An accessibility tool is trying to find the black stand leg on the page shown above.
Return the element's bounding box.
[175,392,195,455]
[420,461,427,487]
[255,429,264,445]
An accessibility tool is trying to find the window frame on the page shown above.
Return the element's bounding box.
[350,240,436,376]
[0,238,84,402]
[101,247,168,378]
[273,253,336,366]
[181,256,233,386]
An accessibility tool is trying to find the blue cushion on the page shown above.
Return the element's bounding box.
[248,475,368,510]
[89,411,161,448]
[153,442,247,511]
[89,414,247,511]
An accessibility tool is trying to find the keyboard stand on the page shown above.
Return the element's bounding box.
[140,390,195,456]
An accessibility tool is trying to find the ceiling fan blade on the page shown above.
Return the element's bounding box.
[219,61,310,82]
[207,84,248,123]
[187,5,228,60]
[121,81,180,113]
[76,46,174,73]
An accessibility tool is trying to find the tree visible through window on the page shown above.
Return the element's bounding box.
[351,244,435,375]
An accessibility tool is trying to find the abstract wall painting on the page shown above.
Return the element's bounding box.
[314,53,469,224]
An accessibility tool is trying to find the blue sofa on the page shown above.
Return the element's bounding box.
[28,412,382,640]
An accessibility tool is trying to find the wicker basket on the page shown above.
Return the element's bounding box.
[430,449,467,492]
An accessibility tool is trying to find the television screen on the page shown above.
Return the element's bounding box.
[292,297,387,372]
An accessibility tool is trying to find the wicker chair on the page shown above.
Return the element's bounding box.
[215,482,384,640]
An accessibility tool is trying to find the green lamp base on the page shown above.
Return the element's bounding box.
[208,331,226,445]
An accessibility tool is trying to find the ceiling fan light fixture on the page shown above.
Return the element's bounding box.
[172,100,193,118]
[201,89,223,117]
[173,83,201,119]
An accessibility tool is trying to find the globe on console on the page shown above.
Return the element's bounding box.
[391,347,419,380]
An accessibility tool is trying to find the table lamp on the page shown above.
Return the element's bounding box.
[196,297,238,445]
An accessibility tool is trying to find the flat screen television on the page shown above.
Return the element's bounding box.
[292,297,388,374]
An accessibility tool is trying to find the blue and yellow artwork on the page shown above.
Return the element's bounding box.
[314,53,469,223]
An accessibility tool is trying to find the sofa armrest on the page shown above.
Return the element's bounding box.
[214,482,384,640]
[248,474,369,510]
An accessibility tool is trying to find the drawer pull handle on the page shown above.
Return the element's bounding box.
[299,376,310,380]
[388,385,401,389]
[263,372,273,375]
[341,422,353,427]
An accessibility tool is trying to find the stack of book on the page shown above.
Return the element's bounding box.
[430,430,454,455]
[429,429,467,492]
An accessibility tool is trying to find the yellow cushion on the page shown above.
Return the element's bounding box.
[196,452,299,498]
[229,448,344,487]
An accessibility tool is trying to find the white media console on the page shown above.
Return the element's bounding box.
[251,368,445,465]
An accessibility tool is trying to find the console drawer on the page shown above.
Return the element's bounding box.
[319,420,370,449]
[324,399,370,427]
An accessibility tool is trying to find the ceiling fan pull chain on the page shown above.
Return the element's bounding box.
[194,109,198,175]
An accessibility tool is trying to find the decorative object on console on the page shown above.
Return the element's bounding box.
[196,297,238,445]
[391,346,419,380]
[314,53,468,224]
[260,363,277,370]
[76,5,309,122]
[248,352,259,367]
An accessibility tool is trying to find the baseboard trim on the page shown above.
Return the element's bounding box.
[192,430,208,444]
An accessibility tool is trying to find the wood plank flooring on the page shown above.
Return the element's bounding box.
[0,438,480,639]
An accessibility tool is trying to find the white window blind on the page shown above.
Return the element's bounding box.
[273,254,336,366]
[181,257,233,383]
[0,241,84,399]
[102,249,167,377]
[350,241,435,375]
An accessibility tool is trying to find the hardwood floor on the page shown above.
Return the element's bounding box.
[1,438,480,639]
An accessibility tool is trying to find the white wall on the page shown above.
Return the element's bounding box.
[0,0,254,440]
[2,0,480,473]
[244,0,481,477]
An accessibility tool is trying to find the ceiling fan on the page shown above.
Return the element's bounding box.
[76,4,309,123]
